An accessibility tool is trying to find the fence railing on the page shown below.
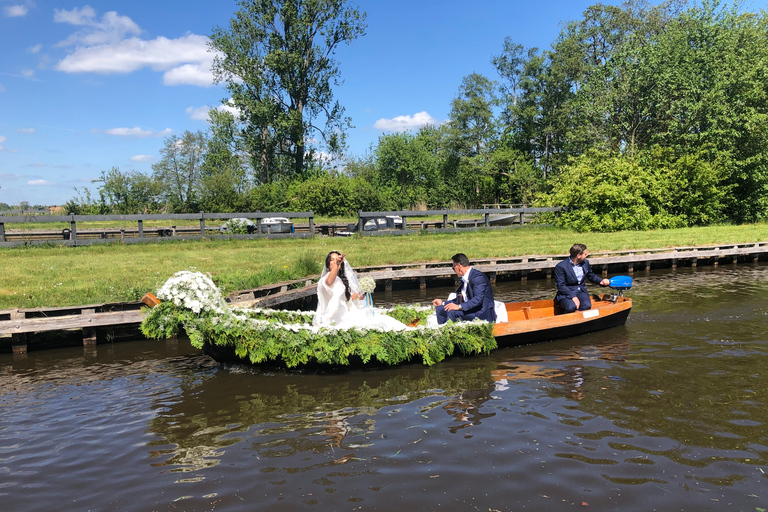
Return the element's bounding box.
[0,212,314,246]
[355,207,561,236]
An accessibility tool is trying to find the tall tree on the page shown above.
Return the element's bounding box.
[446,73,497,158]
[209,0,366,182]
[152,131,208,211]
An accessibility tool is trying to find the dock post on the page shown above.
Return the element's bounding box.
[83,308,97,347]
[138,219,144,238]
[672,259,677,270]
[10,310,27,354]
[546,258,552,279]
[199,212,205,236]
[520,270,527,283]
[691,257,697,267]
[419,276,426,291]
[309,211,315,236]
[488,271,496,285]
[385,278,393,292]
[627,262,633,275]
[602,265,608,278]
[0,221,5,242]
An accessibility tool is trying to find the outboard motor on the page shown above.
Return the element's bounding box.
[608,275,633,302]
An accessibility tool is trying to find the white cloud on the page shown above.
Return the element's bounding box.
[16,128,35,134]
[163,60,215,87]
[4,5,28,17]
[0,84,5,92]
[373,111,440,132]
[53,6,96,25]
[27,44,42,54]
[53,7,217,86]
[21,68,34,78]
[187,101,240,121]
[0,136,6,144]
[28,180,53,186]
[54,7,141,47]
[100,127,172,138]
[130,154,156,163]
[186,105,211,121]
[24,163,48,168]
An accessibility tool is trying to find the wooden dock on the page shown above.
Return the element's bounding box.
[3,241,768,354]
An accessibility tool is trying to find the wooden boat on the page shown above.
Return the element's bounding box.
[492,293,631,347]
[199,293,632,367]
[143,273,632,369]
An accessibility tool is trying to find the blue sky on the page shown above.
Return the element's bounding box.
[2,0,760,207]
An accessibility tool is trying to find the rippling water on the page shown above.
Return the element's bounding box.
[2,265,767,511]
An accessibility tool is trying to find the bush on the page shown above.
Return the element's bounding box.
[540,147,725,232]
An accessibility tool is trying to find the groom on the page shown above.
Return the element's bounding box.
[433,253,496,324]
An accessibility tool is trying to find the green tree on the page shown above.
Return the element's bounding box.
[209,0,367,182]
[93,167,164,214]
[446,73,497,158]
[152,130,208,212]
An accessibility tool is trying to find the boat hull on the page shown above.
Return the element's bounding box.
[492,295,631,347]
[201,295,631,367]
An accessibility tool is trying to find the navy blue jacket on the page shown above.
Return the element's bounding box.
[554,258,602,302]
[447,267,496,322]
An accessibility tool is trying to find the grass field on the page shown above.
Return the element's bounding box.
[2,222,767,309]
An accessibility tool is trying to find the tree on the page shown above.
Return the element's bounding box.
[93,167,164,214]
[151,131,208,211]
[446,73,497,158]
[209,0,367,182]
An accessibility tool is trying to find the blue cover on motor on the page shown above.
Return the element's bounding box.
[609,275,633,290]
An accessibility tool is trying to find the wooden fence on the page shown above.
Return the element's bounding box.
[355,207,561,236]
[0,212,315,247]
[0,207,562,246]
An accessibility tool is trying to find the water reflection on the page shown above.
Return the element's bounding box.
[2,264,768,511]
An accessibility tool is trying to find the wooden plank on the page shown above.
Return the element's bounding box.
[0,310,146,335]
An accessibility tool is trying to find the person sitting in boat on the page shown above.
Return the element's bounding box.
[554,243,610,313]
[432,253,497,325]
[313,251,407,330]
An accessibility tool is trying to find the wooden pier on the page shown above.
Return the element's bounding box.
[3,241,768,354]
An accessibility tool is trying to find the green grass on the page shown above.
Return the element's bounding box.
[2,222,767,309]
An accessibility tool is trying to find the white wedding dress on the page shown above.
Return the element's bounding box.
[313,261,408,331]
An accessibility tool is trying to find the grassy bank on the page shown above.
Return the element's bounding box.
[2,223,767,309]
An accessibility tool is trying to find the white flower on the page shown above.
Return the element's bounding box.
[358,276,376,294]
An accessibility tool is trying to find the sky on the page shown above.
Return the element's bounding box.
[1,0,763,207]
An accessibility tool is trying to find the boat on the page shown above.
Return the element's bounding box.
[141,272,632,369]
[492,292,631,347]
[260,217,294,234]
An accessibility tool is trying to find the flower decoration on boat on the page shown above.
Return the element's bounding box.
[358,276,376,294]
[156,270,227,314]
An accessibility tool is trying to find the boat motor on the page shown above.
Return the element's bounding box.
[608,275,632,302]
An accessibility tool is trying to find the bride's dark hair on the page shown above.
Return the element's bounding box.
[325,251,351,301]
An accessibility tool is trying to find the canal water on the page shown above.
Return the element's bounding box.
[1,265,767,511]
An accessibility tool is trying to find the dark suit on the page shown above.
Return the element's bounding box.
[436,267,496,324]
[554,257,602,313]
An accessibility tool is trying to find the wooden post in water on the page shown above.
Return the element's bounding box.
[10,310,27,354]
[308,211,315,236]
[419,276,426,291]
[0,221,5,242]
[627,262,633,275]
[199,212,205,236]
[138,218,144,239]
[82,308,97,346]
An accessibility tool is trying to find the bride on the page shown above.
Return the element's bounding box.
[313,251,407,330]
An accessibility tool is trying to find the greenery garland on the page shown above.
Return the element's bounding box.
[140,272,497,368]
